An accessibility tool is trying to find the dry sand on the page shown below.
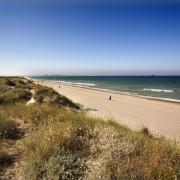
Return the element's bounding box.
[43,81,180,141]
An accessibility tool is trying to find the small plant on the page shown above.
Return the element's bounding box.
[141,127,151,137]
[0,115,18,139]
[43,152,87,180]
[35,95,44,103]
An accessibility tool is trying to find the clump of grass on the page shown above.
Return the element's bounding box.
[21,109,95,161]
[21,116,93,179]
[35,95,44,103]
[0,77,36,91]
[23,151,87,180]
[2,104,67,127]
[0,148,7,172]
[15,79,36,90]
[106,137,180,179]
[21,122,72,161]
[43,151,87,180]
[0,88,31,105]
[2,79,16,87]
[34,86,79,109]
[0,146,14,173]
[141,127,151,136]
[0,114,18,139]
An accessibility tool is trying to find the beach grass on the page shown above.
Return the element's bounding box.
[0,114,18,139]
[33,85,80,109]
[14,105,180,179]
[0,77,179,179]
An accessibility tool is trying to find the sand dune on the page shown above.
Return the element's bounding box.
[44,82,180,141]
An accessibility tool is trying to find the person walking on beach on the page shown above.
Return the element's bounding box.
[109,96,112,100]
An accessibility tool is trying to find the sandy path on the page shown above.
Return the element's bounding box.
[45,82,180,141]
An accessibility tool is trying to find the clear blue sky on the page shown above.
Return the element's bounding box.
[0,0,180,75]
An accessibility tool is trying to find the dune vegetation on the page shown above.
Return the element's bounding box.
[0,77,179,179]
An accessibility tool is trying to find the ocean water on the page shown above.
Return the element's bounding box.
[31,76,180,101]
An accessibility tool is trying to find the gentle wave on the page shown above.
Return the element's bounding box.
[55,81,95,86]
[143,88,174,93]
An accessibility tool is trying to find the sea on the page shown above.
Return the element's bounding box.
[31,76,180,101]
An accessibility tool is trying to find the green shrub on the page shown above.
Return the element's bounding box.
[0,88,31,104]
[22,158,41,180]
[34,86,79,109]
[21,122,72,161]
[21,110,96,179]
[43,152,86,180]
[35,95,44,103]
[0,114,18,139]
[0,147,4,165]
[23,152,87,180]
[0,149,13,173]
[3,79,16,86]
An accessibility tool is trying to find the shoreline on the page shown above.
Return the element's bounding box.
[61,84,180,105]
[32,79,180,105]
[33,78,180,141]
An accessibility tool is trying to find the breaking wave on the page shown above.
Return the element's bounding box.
[143,88,174,93]
[55,81,95,86]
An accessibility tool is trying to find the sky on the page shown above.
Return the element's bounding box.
[0,0,180,76]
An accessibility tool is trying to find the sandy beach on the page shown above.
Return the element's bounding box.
[42,81,180,141]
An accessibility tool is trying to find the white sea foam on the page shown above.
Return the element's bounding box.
[73,82,95,86]
[56,81,95,86]
[143,88,174,93]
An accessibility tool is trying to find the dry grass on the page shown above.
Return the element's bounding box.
[0,77,33,105]
[15,105,179,180]
[0,77,35,90]
[1,107,180,179]
[20,108,94,179]
[105,135,180,179]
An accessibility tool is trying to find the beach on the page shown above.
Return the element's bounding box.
[39,81,180,141]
